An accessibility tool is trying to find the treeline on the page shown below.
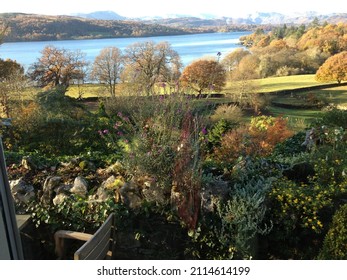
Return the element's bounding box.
[0,13,196,42]
[222,22,347,80]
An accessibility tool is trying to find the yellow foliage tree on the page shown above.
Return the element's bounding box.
[316,51,347,84]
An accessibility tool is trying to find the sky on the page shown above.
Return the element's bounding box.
[1,0,347,18]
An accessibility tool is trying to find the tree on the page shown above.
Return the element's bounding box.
[316,51,347,84]
[180,59,226,95]
[221,48,250,81]
[0,59,26,118]
[91,47,123,98]
[124,41,181,95]
[27,46,88,91]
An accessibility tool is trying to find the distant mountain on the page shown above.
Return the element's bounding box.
[72,11,126,20]
[144,11,347,26]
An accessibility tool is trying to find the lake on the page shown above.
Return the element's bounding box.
[0,31,251,69]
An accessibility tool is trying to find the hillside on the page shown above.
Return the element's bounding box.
[0,13,196,42]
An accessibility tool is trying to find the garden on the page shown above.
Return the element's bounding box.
[2,84,347,259]
[1,22,347,260]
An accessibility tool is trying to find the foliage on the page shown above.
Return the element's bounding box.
[266,131,347,258]
[188,158,277,259]
[316,51,347,84]
[28,196,128,233]
[27,46,88,90]
[237,23,347,78]
[221,48,251,81]
[319,204,347,259]
[180,59,226,95]
[297,23,347,55]
[209,104,243,124]
[213,116,293,167]
[217,177,272,259]
[206,119,233,151]
[0,58,26,118]
[315,108,347,129]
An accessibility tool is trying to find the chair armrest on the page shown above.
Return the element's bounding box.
[54,230,93,259]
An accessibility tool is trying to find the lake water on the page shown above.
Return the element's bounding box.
[0,31,251,69]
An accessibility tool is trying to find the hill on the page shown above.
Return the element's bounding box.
[0,13,195,42]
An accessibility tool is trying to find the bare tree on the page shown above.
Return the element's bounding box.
[91,47,123,98]
[27,45,87,91]
[124,41,181,95]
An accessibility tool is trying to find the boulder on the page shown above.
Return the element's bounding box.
[21,156,37,171]
[9,178,35,204]
[53,193,69,206]
[41,176,62,205]
[70,176,88,197]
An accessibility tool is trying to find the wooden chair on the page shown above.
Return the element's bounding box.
[54,213,116,260]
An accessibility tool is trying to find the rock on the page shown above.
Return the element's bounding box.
[41,176,62,205]
[21,156,37,171]
[95,187,110,201]
[200,177,229,213]
[9,178,35,204]
[55,184,73,194]
[142,186,166,205]
[119,180,142,209]
[53,193,69,206]
[70,176,88,197]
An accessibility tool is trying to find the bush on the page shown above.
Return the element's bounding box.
[315,108,347,129]
[213,116,293,167]
[319,204,347,259]
[210,104,243,124]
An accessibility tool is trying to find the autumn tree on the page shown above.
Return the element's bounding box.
[316,51,347,84]
[28,46,88,91]
[91,47,123,98]
[0,59,26,118]
[180,59,226,95]
[124,41,181,95]
[221,48,250,81]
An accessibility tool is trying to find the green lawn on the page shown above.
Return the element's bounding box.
[257,74,333,93]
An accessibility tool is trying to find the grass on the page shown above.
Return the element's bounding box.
[256,74,332,93]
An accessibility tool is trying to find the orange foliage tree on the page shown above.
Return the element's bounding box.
[316,51,347,84]
[180,59,226,95]
[213,116,293,166]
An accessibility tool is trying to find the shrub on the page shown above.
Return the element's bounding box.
[319,204,347,260]
[210,104,243,124]
[213,116,293,167]
[315,108,347,129]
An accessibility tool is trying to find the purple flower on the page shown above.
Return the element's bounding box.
[201,127,208,135]
[117,131,123,136]
[103,129,109,134]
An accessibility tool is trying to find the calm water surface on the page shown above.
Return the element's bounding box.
[0,31,250,69]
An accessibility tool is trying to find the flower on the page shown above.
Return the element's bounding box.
[201,127,208,135]
[103,129,109,134]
